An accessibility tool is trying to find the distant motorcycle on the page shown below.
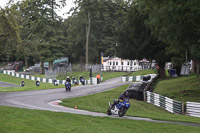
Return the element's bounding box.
[53,80,58,86]
[72,79,78,86]
[65,81,71,91]
[107,99,130,117]
[80,78,85,85]
[36,81,40,86]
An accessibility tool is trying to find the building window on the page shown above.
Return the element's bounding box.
[110,61,112,65]
[113,61,115,66]
[134,62,136,65]
[116,61,118,65]
[122,61,123,65]
[127,62,129,65]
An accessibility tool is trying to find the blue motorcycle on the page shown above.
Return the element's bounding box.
[107,99,130,117]
[65,81,71,91]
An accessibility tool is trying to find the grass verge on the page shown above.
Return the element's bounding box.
[60,85,200,124]
[56,71,128,81]
[0,106,200,133]
[0,74,62,92]
[154,74,200,103]
[128,69,157,76]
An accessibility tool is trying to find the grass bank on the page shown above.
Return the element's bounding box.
[0,106,199,133]
[154,74,200,103]
[0,74,61,92]
[32,69,157,81]
[34,71,129,81]
[61,85,200,124]
[128,69,157,76]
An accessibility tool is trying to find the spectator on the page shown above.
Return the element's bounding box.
[96,73,101,84]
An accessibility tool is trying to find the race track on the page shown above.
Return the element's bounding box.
[0,77,199,127]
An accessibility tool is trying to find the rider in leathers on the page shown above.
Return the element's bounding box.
[111,91,130,108]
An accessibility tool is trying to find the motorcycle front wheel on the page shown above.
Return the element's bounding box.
[65,87,69,91]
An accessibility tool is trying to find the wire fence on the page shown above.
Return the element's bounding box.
[45,64,101,79]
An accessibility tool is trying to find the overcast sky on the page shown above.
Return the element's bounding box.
[0,0,75,19]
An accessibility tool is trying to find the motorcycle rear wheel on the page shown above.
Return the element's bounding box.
[118,107,127,117]
[107,107,112,115]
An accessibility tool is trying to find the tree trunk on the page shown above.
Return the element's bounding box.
[48,61,53,71]
[24,56,28,68]
[40,57,44,74]
[196,60,200,78]
[158,65,166,79]
[85,10,91,65]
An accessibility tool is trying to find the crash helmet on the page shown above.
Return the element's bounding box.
[124,91,129,97]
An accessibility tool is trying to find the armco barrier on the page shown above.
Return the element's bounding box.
[146,91,183,114]
[121,75,143,82]
[3,70,98,85]
[186,101,200,117]
[121,74,157,82]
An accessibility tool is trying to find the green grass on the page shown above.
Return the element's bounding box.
[0,106,200,133]
[154,74,200,103]
[0,74,62,92]
[61,85,200,124]
[58,71,129,81]
[32,71,129,81]
[128,69,157,76]
[32,70,156,81]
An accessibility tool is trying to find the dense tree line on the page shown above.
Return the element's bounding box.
[117,0,200,78]
[0,0,200,78]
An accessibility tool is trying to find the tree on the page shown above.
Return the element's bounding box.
[0,6,21,63]
[117,2,169,78]
[15,0,66,73]
[66,0,126,64]
[137,0,200,77]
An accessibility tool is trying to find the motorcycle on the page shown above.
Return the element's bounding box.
[80,78,85,85]
[53,80,58,86]
[36,81,40,86]
[65,81,71,91]
[107,99,130,117]
[72,79,78,86]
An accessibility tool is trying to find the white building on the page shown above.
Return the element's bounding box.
[102,57,142,72]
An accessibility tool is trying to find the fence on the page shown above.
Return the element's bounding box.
[146,91,183,114]
[121,75,144,82]
[101,66,145,72]
[186,102,200,117]
[121,74,157,82]
[3,70,99,85]
[44,64,101,78]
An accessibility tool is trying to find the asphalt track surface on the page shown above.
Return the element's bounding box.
[0,78,200,127]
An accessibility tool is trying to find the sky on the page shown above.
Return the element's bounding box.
[0,0,75,19]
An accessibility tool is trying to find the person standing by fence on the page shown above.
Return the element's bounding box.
[96,73,101,84]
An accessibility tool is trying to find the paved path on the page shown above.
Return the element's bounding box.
[0,77,200,127]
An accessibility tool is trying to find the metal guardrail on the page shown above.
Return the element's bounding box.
[121,74,157,82]
[121,75,144,82]
[146,91,184,114]
[186,101,200,117]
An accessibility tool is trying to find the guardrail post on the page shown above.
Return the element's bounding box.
[143,91,147,102]
[182,102,185,115]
